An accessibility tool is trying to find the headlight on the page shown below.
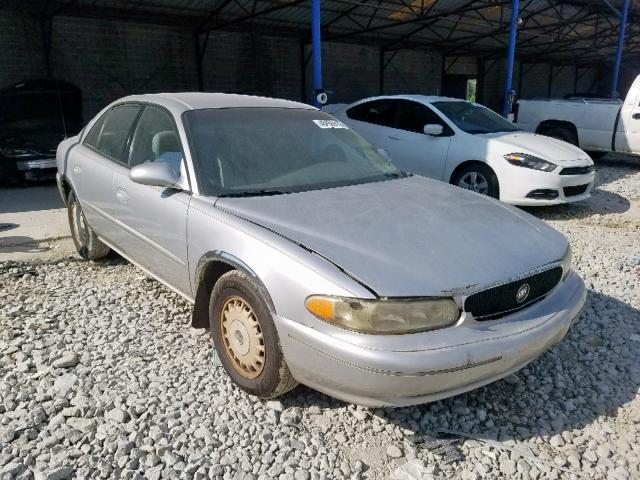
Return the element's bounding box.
[504,153,557,172]
[0,147,32,158]
[305,296,459,334]
[561,244,572,280]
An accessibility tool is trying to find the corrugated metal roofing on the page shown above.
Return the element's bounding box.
[7,0,640,65]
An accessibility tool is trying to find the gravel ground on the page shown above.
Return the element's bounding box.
[1,158,639,480]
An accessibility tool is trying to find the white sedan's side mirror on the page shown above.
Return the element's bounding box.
[423,124,444,136]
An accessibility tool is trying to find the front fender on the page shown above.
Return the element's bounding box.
[187,197,373,328]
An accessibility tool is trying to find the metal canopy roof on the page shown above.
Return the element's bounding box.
[7,0,640,66]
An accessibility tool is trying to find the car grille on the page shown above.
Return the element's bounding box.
[464,267,563,320]
[559,165,594,175]
[563,184,589,197]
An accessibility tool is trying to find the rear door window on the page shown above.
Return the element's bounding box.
[90,104,141,162]
[346,100,397,128]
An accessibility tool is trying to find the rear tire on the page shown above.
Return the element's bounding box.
[452,163,500,199]
[67,190,110,260]
[209,270,298,399]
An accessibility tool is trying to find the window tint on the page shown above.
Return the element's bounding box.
[432,101,520,134]
[93,105,140,161]
[346,100,396,128]
[128,106,182,170]
[395,100,449,134]
[83,111,108,149]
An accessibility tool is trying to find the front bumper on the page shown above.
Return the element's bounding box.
[16,158,57,181]
[499,164,595,206]
[275,272,586,407]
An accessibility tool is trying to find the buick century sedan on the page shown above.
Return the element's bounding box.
[56,93,586,406]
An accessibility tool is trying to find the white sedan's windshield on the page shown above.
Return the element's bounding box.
[432,101,520,134]
[184,108,403,197]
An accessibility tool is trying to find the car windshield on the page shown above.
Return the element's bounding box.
[431,101,520,134]
[184,108,403,197]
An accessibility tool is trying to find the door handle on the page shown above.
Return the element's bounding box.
[632,113,640,120]
[388,135,401,141]
[116,188,129,204]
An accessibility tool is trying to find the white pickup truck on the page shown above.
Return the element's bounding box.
[517,74,640,157]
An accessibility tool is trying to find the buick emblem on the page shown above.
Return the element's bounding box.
[516,284,530,303]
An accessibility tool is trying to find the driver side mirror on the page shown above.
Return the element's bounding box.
[130,161,181,188]
[423,124,444,136]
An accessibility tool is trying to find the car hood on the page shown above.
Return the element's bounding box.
[481,131,591,164]
[215,176,567,297]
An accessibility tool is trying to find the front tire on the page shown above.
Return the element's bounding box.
[67,190,110,260]
[209,270,298,398]
[452,163,500,199]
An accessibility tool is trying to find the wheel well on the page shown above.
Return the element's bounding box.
[449,160,490,184]
[59,176,72,206]
[191,261,235,329]
[536,120,578,136]
[190,256,275,329]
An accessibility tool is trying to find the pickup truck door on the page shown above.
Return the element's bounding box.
[111,105,192,297]
[617,76,640,154]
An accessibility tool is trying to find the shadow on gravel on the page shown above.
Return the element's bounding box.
[592,154,640,189]
[0,235,51,253]
[523,188,631,221]
[283,289,640,446]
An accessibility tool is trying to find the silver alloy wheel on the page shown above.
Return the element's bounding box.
[458,171,489,194]
[220,296,265,379]
[71,201,89,245]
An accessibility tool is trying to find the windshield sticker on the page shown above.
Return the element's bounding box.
[313,119,348,129]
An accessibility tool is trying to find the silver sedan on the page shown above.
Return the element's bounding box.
[56,93,586,407]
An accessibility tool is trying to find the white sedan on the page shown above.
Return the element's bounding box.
[326,95,595,206]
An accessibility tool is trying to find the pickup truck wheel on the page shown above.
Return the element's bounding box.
[453,164,499,199]
[67,191,110,260]
[209,270,298,399]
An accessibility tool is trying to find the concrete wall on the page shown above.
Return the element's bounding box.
[384,50,441,96]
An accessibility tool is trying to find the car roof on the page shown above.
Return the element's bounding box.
[352,94,467,105]
[117,92,316,114]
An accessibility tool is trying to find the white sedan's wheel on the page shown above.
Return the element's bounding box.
[452,164,500,199]
[457,171,489,194]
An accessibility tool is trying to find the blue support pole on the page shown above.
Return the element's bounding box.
[311,0,323,107]
[611,0,630,98]
[502,0,519,117]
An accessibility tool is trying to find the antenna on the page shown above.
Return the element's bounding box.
[54,78,68,138]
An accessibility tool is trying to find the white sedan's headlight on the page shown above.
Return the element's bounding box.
[562,244,572,280]
[305,296,459,334]
[504,153,557,172]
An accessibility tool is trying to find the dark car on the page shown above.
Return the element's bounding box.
[0,79,82,183]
